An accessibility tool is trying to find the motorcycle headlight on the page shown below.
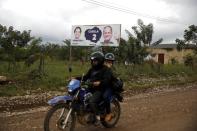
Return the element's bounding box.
[68,89,72,92]
[67,88,72,94]
[68,88,78,95]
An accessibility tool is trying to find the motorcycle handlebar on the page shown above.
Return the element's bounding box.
[81,81,93,88]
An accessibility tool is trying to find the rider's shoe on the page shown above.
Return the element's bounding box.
[94,115,100,126]
[105,113,112,122]
[96,115,100,120]
[86,114,95,124]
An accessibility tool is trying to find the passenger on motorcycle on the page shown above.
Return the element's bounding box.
[75,51,113,123]
[103,52,116,122]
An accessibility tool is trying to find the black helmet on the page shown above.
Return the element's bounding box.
[105,53,115,61]
[90,51,104,68]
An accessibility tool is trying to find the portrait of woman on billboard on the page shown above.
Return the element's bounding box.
[73,26,82,41]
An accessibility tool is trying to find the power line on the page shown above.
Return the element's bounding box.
[82,0,176,23]
[82,0,185,25]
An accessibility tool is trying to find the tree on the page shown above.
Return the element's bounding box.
[124,31,148,64]
[176,25,197,52]
[176,25,197,67]
[131,19,163,46]
[63,39,92,62]
[122,19,160,65]
[0,24,33,71]
[184,25,197,45]
[25,38,54,78]
[116,38,127,62]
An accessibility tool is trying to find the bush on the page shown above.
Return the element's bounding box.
[170,58,178,65]
[144,60,162,74]
[184,54,197,68]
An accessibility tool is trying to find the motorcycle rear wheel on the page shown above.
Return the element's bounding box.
[101,99,121,128]
[44,103,76,131]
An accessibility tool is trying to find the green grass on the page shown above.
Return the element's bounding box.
[0,60,197,96]
[0,60,91,96]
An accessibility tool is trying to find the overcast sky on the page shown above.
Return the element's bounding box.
[0,0,196,44]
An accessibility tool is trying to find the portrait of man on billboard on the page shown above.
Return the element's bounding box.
[102,25,113,44]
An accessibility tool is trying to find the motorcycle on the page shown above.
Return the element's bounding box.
[44,79,122,131]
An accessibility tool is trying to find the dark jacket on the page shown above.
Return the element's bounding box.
[77,65,113,91]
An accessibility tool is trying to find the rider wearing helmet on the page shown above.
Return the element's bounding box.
[76,51,113,123]
[103,52,116,121]
[90,51,105,69]
[104,53,115,68]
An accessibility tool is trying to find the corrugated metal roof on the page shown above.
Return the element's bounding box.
[149,43,196,49]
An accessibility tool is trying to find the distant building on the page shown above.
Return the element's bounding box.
[148,43,196,64]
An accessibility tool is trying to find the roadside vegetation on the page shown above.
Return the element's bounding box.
[0,60,197,96]
[0,21,197,96]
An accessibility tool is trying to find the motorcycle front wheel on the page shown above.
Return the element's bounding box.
[44,103,76,131]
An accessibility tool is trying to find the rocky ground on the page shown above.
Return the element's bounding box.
[0,83,197,131]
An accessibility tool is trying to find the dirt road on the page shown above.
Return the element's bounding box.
[1,86,197,131]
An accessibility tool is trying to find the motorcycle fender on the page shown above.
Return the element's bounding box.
[48,95,73,106]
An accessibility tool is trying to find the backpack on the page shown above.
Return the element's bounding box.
[112,77,124,93]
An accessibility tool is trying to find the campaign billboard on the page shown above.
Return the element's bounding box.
[71,24,121,47]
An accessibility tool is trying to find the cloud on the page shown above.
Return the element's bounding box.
[0,0,196,44]
[153,23,184,43]
[0,0,99,43]
[161,0,197,6]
